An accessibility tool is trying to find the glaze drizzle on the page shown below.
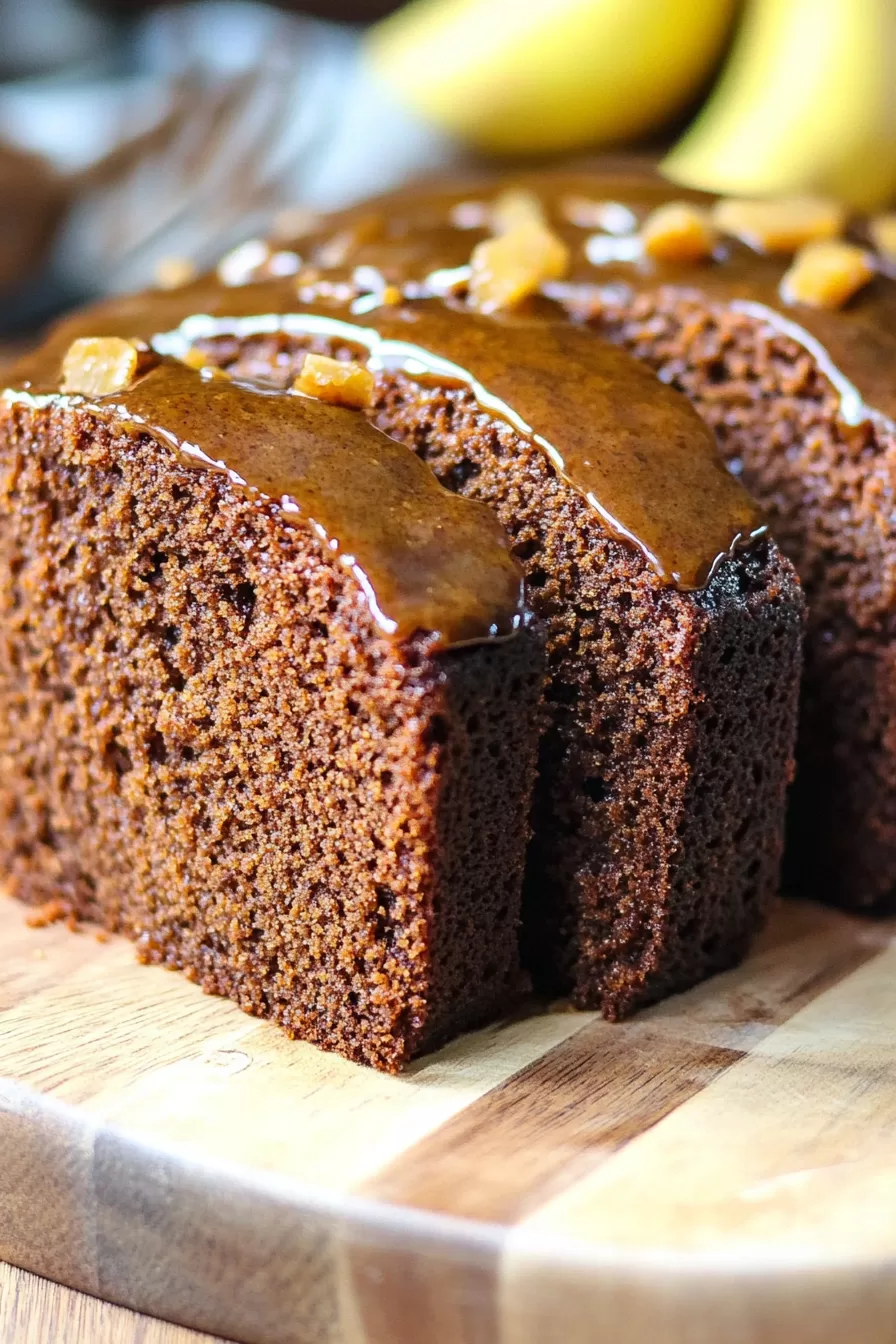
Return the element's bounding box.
[3,220,770,642]
[282,166,896,431]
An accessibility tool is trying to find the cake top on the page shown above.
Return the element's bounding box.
[269,165,896,431]
[4,184,772,638]
[6,321,525,650]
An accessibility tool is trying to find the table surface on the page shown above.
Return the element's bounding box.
[0,1263,222,1343]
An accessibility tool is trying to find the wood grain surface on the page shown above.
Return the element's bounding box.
[1,893,895,1344]
[0,1263,223,1344]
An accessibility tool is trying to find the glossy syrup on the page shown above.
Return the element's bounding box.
[4,212,774,644]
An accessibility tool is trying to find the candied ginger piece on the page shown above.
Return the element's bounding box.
[469,221,569,314]
[780,239,874,309]
[60,337,141,397]
[712,195,846,254]
[294,354,374,409]
[641,202,716,262]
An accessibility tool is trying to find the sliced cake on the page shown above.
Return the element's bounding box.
[292,169,896,913]
[0,316,543,1072]
[115,272,804,1018]
[1,255,803,1035]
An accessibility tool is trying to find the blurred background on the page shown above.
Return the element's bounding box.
[1,0,895,332]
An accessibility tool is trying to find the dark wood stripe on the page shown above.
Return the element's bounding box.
[345,902,883,1343]
[369,1025,743,1225]
[345,1031,740,1344]
[362,901,881,1225]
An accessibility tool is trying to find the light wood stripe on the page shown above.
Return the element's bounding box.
[0,901,595,1196]
[359,900,879,1225]
[501,936,896,1344]
[0,1263,224,1344]
[0,895,591,1343]
[512,938,896,1257]
[342,901,883,1344]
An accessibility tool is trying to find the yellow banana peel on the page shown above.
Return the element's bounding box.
[366,0,737,156]
[664,0,896,211]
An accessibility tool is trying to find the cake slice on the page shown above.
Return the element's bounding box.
[169,288,804,1018]
[0,324,543,1072]
[294,169,896,913]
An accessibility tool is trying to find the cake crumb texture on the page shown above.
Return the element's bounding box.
[207,332,805,1016]
[0,398,543,1069]
[590,288,896,910]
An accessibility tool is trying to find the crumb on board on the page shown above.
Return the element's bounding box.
[24,899,83,931]
[25,897,70,928]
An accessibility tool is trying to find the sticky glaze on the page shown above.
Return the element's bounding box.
[4,343,525,647]
[284,165,896,433]
[3,186,774,640]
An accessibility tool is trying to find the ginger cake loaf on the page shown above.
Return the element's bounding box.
[103,269,809,1020]
[0,309,544,1072]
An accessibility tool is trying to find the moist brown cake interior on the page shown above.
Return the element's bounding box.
[1,299,552,1069]
[0,391,543,1070]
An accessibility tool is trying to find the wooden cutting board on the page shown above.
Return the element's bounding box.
[2,893,896,1344]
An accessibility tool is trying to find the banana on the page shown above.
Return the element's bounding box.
[366,0,737,156]
[664,0,896,211]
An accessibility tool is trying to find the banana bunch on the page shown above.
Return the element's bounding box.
[368,0,896,211]
[366,0,737,155]
[664,0,896,212]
